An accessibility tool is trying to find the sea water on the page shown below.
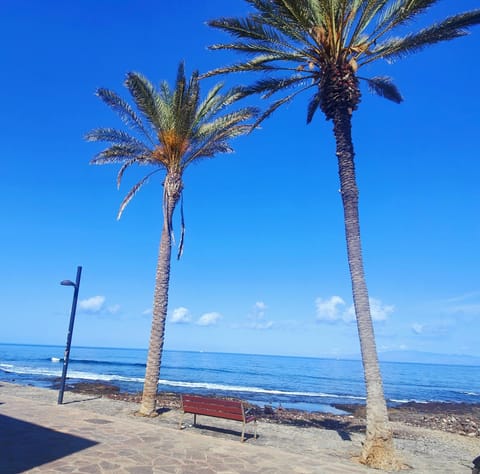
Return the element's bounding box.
[0,343,479,413]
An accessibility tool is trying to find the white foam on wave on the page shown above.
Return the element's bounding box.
[390,398,427,404]
[157,379,365,400]
[0,365,145,383]
[1,363,365,401]
[51,357,61,363]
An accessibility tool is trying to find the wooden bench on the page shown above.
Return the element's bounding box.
[179,394,257,442]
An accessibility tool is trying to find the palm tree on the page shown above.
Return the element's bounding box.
[206,1,480,468]
[85,63,256,416]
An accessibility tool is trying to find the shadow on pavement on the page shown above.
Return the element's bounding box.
[0,414,97,473]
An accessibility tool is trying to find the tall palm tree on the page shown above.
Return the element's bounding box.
[207,0,480,468]
[86,63,256,416]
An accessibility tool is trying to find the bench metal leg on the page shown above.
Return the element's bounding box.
[241,421,257,442]
[179,412,184,430]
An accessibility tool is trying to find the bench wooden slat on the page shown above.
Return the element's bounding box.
[179,394,257,442]
[183,406,245,421]
[182,396,242,409]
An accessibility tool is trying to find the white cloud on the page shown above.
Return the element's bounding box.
[443,291,480,304]
[170,307,191,324]
[253,320,274,330]
[411,320,452,337]
[142,308,152,316]
[107,304,121,315]
[248,301,274,329]
[315,296,345,321]
[369,297,395,322]
[412,323,424,334]
[197,312,221,326]
[437,292,480,318]
[79,296,106,313]
[316,296,394,323]
[78,296,121,315]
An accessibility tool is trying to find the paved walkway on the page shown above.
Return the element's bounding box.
[0,383,373,473]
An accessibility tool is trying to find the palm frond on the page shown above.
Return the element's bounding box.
[117,158,139,189]
[90,144,149,165]
[368,10,480,63]
[125,73,162,130]
[208,16,287,44]
[177,193,185,260]
[349,0,389,46]
[194,82,226,123]
[117,170,159,220]
[85,128,150,151]
[361,76,403,103]
[306,91,321,124]
[237,75,310,100]
[195,108,258,143]
[203,61,280,78]
[376,0,439,34]
[184,142,235,164]
[95,88,155,145]
[250,0,314,43]
[174,65,200,136]
[251,88,304,128]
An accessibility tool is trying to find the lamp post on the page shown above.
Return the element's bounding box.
[58,266,82,404]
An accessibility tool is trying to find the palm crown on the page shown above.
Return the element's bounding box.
[86,63,257,218]
[208,0,480,123]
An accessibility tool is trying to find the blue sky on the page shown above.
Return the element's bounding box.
[1,0,479,360]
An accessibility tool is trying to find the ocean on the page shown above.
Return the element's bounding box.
[0,343,479,414]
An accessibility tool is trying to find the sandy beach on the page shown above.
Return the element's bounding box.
[1,381,479,473]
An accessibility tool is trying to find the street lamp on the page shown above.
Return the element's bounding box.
[58,266,82,404]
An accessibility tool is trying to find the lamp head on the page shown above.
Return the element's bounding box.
[60,280,76,287]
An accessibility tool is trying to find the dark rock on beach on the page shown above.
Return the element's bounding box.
[63,380,480,438]
[335,401,480,438]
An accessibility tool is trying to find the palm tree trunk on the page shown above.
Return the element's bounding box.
[138,173,181,416]
[332,109,399,469]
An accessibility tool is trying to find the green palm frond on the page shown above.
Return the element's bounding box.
[370,10,480,63]
[376,0,438,34]
[90,144,149,165]
[85,128,149,150]
[194,82,227,123]
[185,142,234,164]
[348,0,389,43]
[195,109,257,142]
[209,16,287,44]
[192,85,253,130]
[95,88,155,145]
[125,73,162,130]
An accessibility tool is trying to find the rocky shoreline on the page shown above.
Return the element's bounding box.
[67,381,480,438]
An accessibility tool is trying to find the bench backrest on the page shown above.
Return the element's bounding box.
[181,394,245,422]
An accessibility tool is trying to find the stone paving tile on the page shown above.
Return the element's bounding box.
[0,384,374,474]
